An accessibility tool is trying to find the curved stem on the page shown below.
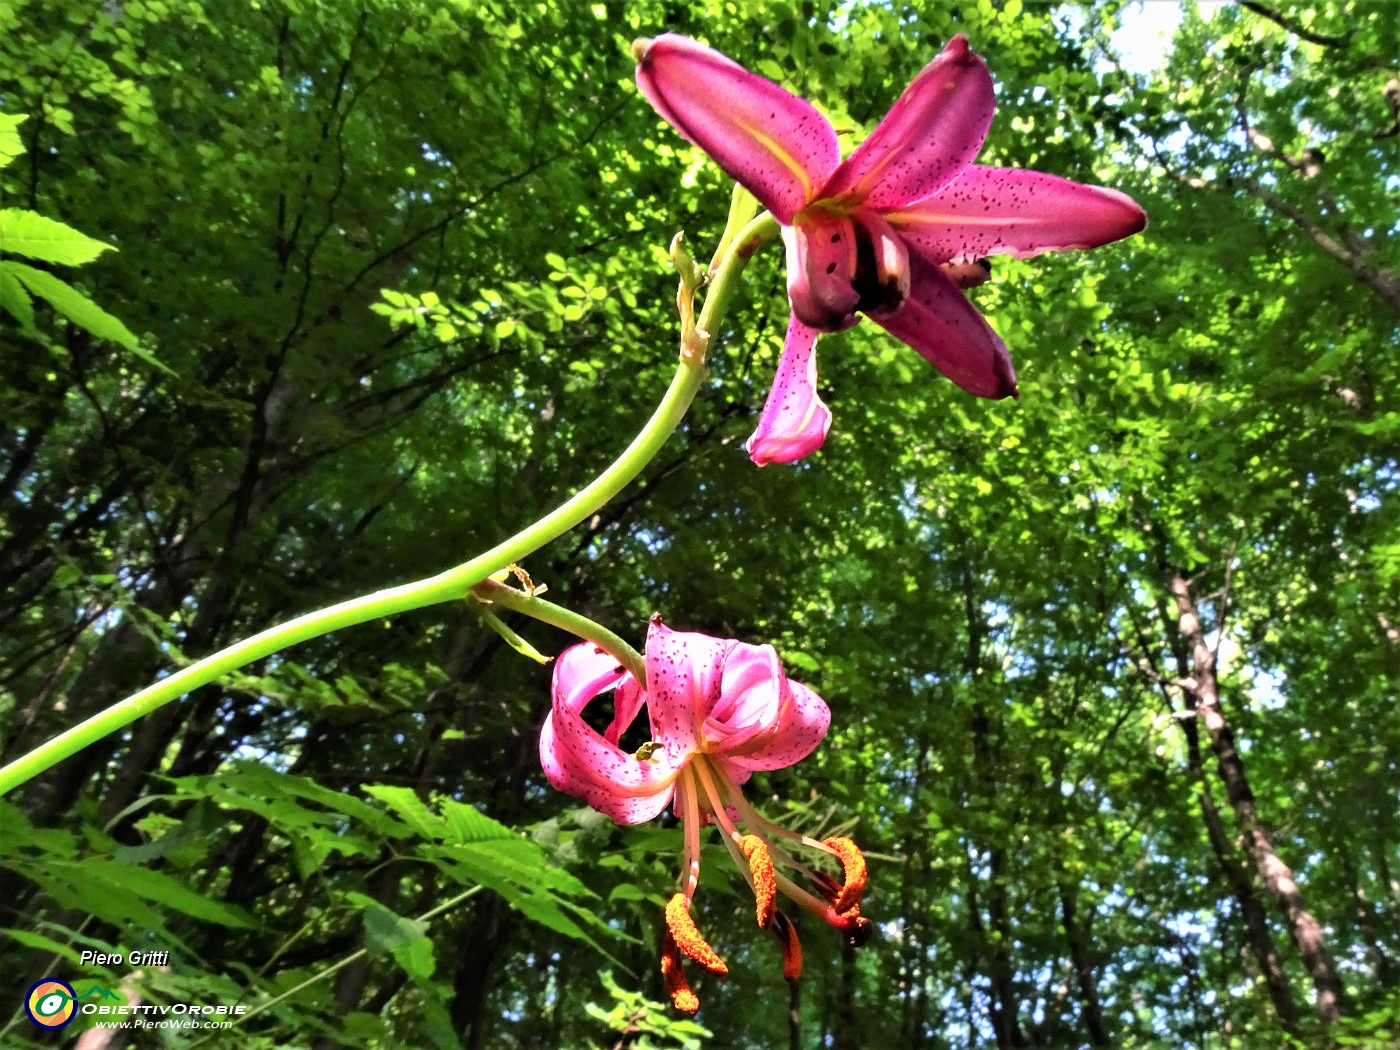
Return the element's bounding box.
[0,213,780,797]
[470,578,645,682]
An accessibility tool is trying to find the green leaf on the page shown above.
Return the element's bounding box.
[0,113,25,169]
[85,862,257,929]
[350,894,436,980]
[3,262,172,374]
[0,209,115,265]
[2,928,88,968]
[437,798,516,844]
[782,650,821,674]
[392,934,437,982]
[469,600,552,665]
[362,784,442,839]
[0,265,35,331]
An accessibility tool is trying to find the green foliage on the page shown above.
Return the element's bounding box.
[0,111,156,366]
[583,970,712,1050]
[0,210,114,266]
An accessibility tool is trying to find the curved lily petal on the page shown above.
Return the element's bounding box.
[849,209,911,318]
[746,317,832,466]
[887,165,1149,262]
[719,680,831,775]
[604,674,647,747]
[820,35,994,211]
[634,34,840,224]
[702,642,787,753]
[541,645,680,824]
[550,640,647,747]
[645,619,729,764]
[872,254,1018,399]
[783,215,860,331]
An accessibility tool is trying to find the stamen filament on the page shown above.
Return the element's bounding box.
[679,767,703,900]
[722,783,840,858]
[772,866,843,920]
[691,758,824,882]
[690,759,759,897]
[689,756,745,840]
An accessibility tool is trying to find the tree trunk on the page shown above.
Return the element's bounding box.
[788,972,802,1050]
[1342,854,1396,986]
[1057,878,1110,1045]
[986,848,1027,1048]
[830,941,861,1050]
[1191,731,1301,1033]
[1169,572,1344,1023]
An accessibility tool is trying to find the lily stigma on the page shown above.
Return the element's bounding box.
[634,33,1147,464]
[540,615,870,1011]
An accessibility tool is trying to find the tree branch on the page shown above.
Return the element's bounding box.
[1239,1,1352,47]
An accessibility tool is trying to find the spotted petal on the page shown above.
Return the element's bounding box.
[634,34,840,224]
[645,619,730,765]
[873,253,1018,399]
[540,644,681,825]
[819,35,994,211]
[717,680,831,776]
[887,165,1148,262]
[747,317,832,466]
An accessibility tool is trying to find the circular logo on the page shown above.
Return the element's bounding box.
[25,978,77,1030]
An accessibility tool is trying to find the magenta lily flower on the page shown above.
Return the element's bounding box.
[634,34,1147,464]
[540,616,870,1012]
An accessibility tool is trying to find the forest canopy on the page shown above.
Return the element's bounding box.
[1,1,1398,1048]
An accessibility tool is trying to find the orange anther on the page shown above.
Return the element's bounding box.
[738,835,777,928]
[770,911,804,981]
[822,837,867,914]
[665,893,728,974]
[660,933,700,1013]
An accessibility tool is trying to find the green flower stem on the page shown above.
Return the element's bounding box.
[0,211,779,798]
[471,578,646,682]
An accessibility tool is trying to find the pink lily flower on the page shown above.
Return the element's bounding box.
[540,616,870,1012]
[633,34,1147,464]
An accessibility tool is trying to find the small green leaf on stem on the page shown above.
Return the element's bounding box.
[468,596,553,665]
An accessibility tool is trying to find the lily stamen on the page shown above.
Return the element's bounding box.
[821,836,868,914]
[660,933,701,1014]
[664,893,728,974]
[738,835,777,928]
[770,912,804,981]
